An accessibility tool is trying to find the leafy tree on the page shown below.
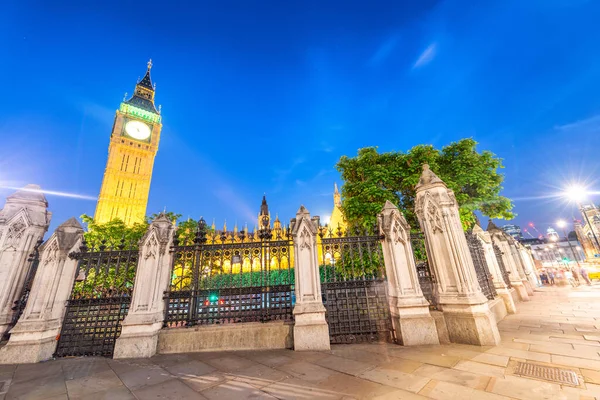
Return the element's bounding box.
[80,211,189,249]
[336,138,514,231]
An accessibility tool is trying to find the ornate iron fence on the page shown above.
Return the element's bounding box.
[55,239,138,358]
[410,233,438,310]
[1,239,43,341]
[318,225,394,344]
[164,218,294,327]
[466,233,497,300]
[493,244,512,288]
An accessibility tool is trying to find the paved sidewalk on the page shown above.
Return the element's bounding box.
[2,284,600,399]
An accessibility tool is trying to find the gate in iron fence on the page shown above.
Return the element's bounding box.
[318,225,394,344]
[55,240,138,358]
[466,233,497,300]
[2,239,43,341]
[493,244,512,288]
[410,233,437,310]
[164,218,294,327]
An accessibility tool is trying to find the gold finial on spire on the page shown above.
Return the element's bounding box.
[147,59,153,71]
[211,218,216,230]
[234,221,238,233]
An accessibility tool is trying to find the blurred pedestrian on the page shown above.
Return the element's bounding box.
[548,269,555,285]
[580,266,592,286]
[565,269,576,287]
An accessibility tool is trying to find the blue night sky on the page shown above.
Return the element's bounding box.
[1,0,600,238]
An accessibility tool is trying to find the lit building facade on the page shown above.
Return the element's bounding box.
[523,238,586,266]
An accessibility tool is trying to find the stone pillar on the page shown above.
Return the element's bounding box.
[508,238,533,296]
[113,214,174,358]
[414,165,500,346]
[516,243,539,289]
[488,222,530,302]
[0,218,83,364]
[472,225,516,314]
[0,185,51,338]
[290,206,330,351]
[378,201,439,346]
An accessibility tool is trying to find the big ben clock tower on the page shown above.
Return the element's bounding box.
[94,60,162,226]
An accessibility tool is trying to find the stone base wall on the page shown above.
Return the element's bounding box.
[510,288,520,304]
[488,298,508,323]
[430,310,450,344]
[157,321,294,354]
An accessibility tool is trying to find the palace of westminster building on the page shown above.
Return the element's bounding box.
[93,61,345,233]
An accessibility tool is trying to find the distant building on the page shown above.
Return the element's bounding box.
[501,224,522,239]
[546,228,559,241]
[574,204,600,260]
[521,237,585,266]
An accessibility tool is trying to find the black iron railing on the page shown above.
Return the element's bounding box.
[410,233,438,310]
[55,239,138,358]
[466,233,497,300]
[318,225,394,344]
[493,244,512,288]
[164,218,294,327]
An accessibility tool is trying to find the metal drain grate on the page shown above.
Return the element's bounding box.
[514,362,579,386]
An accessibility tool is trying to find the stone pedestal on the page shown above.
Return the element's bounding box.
[472,225,516,314]
[378,201,438,346]
[415,165,500,346]
[0,218,83,364]
[290,206,330,351]
[113,214,174,359]
[0,185,51,338]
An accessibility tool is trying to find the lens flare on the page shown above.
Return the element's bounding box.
[0,185,97,201]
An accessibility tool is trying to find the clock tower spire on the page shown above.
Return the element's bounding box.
[93,60,163,226]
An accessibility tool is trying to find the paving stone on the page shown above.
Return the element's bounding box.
[330,346,395,365]
[317,373,398,399]
[12,361,64,385]
[5,377,67,400]
[237,351,295,367]
[581,368,600,384]
[164,360,216,379]
[413,364,490,390]
[372,388,430,399]
[277,360,339,384]
[69,386,136,400]
[417,379,510,400]
[358,367,430,393]
[452,360,506,379]
[550,354,600,371]
[117,364,173,391]
[62,359,112,380]
[151,353,197,368]
[262,376,340,400]
[231,363,289,388]
[486,375,567,400]
[387,350,461,368]
[374,359,423,374]
[486,346,552,363]
[314,354,377,376]
[199,380,274,399]
[65,369,124,397]
[133,378,206,399]
[178,372,230,392]
[470,353,510,367]
[203,354,257,373]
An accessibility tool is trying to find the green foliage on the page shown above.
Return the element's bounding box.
[80,215,147,249]
[203,269,295,289]
[81,212,197,249]
[336,138,515,231]
[72,263,137,298]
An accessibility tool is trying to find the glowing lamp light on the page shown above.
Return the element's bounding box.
[209,294,219,302]
[556,220,567,229]
[564,185,588,203]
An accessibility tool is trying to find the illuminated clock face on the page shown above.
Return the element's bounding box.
[124,120,151,140]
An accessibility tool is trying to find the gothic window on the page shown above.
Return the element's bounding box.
[5,218,26,248]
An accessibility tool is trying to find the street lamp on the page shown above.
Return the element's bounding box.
[564,184,600,253]
[557,219,581,269]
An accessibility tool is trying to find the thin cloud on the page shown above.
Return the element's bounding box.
[554,114,600,134]
[413,43,437,69]
[369,36,399,66]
